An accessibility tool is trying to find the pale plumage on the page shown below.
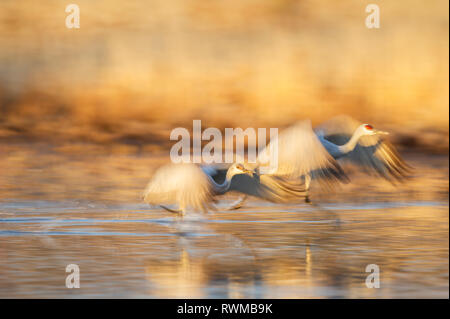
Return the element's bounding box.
[143,163,254,214]
[257,119,348,184]
[142,115,411,214]
[143,163,214,214]
[315,115,411,181]
[208,170,308,204]
[203,116,411,206]
[210,120,348,203]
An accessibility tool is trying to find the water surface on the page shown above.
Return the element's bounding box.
[0,146,448,298]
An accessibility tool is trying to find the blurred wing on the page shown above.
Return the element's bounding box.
[257,120,348,185]
[206,164,308,202]
[316,115,412,181]
[143,163,214,212]
[229,173,308,203]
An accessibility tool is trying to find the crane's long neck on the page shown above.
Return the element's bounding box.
[209,168,236,195]
[337,129,363,155]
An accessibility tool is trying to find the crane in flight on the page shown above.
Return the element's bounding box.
[142,115,411,215]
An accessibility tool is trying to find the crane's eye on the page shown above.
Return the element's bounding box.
[364,124,373,130]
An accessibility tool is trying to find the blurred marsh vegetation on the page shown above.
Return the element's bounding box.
[0,0,448,154]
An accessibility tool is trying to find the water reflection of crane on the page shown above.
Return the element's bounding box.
[144,245,259,298]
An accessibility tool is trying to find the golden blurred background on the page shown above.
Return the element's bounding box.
[0,0,448,152]
[0,1,448,299]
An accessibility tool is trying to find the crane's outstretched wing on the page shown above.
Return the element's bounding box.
[257,120,348,186]
[315,115,412,181]
[143,163,214,212]
[230,173,308,203]
[204,166,308,203]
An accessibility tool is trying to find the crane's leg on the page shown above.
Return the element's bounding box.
[225,195,248,210]
[160,205,185,216]
[160,205,181,213]
[304,174,311,203]
[201,202,210,214]
[179,204,186,216]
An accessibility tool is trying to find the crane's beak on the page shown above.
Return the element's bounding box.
[374,129,389,135]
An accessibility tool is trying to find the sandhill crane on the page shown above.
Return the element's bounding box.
[314,115,411,181]
[143,120,346,214]
[143,163,254,215]
[142,116,410,214]
[206,116,410,205]
[143,161,318,215]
